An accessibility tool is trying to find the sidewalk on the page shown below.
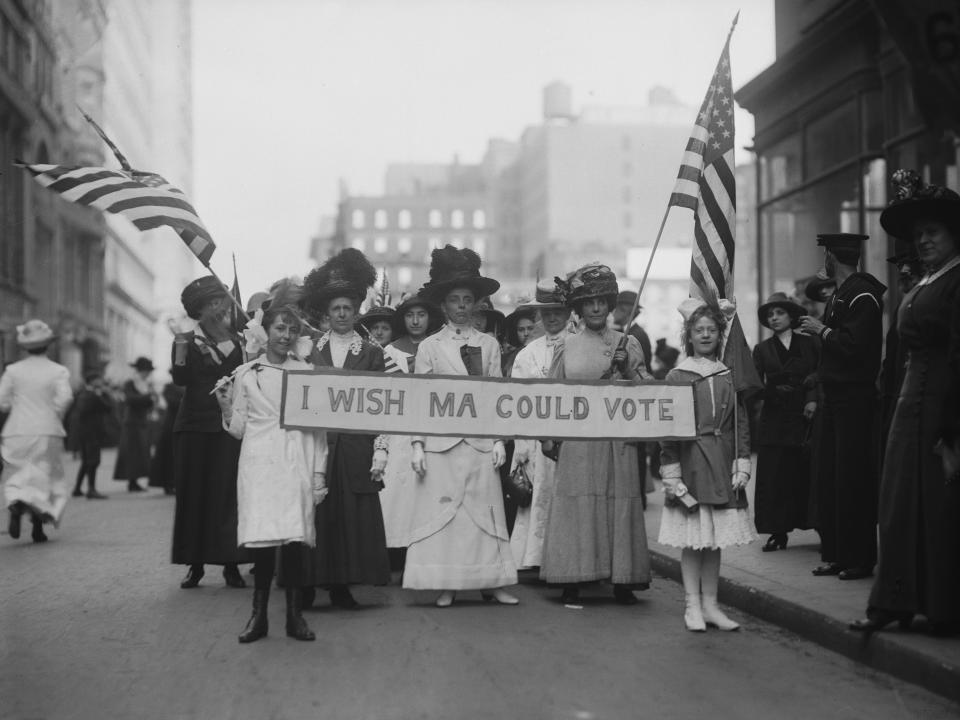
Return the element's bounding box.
[644,480,960,703]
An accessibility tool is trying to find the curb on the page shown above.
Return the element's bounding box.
[649,549,960,705]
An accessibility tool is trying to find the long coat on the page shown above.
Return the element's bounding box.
[869,260,960,623]
[752,331,818,534]
[170,335,248,566]
[297,332,391,586]
[112,379,155,481]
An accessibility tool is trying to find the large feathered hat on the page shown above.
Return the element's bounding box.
[880,169,960,239]
[554,262,619,309]
[302,248,377,315]
[419,245,500,302]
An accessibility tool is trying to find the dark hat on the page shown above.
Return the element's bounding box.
[654,338,680,366]
[302,248,377,313]
[880,169,960,239]
[504,307,537,347]
[358,306,395,328]
[803,274,837,302]
[555,263,619,308]
[393,294,442,338]
[474,297,506,328]
[518,280,567,311]
[758,292,805,329]
[181,276,228,319]
[419,245,500,302]
[886,237,920,266]
[616,290,642,309]
[131,356,155,372]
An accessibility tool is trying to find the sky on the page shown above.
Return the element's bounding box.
[192,0,775,296]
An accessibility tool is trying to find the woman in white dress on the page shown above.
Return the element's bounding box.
[1,320,72,543]
[658,298,756,632]
[217,284,328,643]
[507,281,572,570]
[406,245,519,607]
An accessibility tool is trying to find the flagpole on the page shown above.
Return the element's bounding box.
[631,204,672,320]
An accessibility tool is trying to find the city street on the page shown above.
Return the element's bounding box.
[1,451,957,720]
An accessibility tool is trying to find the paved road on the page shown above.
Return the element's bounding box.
[2,450,958,720]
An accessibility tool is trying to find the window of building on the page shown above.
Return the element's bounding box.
[398,209,412,229]
[472,209,486,229]
[451,209,464,229]
[397,236,412,254]
[351,209,365,229]
[760,133,802,202]
[429,209,443,228]
[351,236,366,252]
[374,209,388,229]
[472,236,486,255]
[398,266,412,286]
[804,100,858,178]
[373,236,388,254]
[428,236,443,250]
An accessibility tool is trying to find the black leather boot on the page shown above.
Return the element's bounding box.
[8,503,23,540]
[31,517,48,543]
[180,564,204,588]
[223,564,246,588]
[238,588,270,644]
[285,588,315,641]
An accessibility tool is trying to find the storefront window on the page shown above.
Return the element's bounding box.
[805,100,858,178]
[760,133,801,201]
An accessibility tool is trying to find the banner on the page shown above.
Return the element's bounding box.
[281,368,697,441]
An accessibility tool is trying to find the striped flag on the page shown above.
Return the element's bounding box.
[670,16,761,394]
[18,162,216,265]
[669,23,737,301]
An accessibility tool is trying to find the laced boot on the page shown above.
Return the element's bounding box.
[238,588,270,643]
[684,593,706,632]
[285,588,315,641]
[701,594,740,631]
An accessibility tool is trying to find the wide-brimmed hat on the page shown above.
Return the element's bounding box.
[302,248,377,315]
[181,276,228,319]
[16,319,55,349]
[474,297,506,329]
[886,237,921,266]
[555,263,619,308]
[518,280,567,311]
[392,294,442,338]
[880,169,960,239]
[757,292,805,329]
[504,306,537,347]
[131,357,155,372]
[419,245,500,302]
[358,306,395,328]
[803,274,837,302]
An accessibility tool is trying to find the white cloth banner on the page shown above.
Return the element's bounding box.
[281,368,697,441]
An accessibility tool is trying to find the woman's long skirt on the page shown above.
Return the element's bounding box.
[540,440,650,587]
[379,433,417,548]
[113,422,151,481]
[753,444,812,534]
[509,439,557,569]
[2,435,67,525]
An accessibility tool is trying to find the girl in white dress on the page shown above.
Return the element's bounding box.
[217,285,327,643]
[658,299,756,632]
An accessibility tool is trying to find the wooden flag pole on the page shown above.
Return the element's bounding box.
[630,203,673,320]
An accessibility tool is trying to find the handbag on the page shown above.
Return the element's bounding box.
[507,462,534,508]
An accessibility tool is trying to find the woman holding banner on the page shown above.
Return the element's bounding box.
[405,245,519,608]
[539,264,652,605]
[295,248,392,609]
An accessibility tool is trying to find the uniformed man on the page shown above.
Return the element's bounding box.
[799,233,886,581]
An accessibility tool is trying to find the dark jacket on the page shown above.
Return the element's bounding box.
[819,272,886,387]
[67,388,114,450]
[752,332,818,447]
[171,337,243,433]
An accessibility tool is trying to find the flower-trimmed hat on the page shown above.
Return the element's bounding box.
[16,319,55,349]
[518,280,567,311]
[302,248,377,316]
[419,245,500,302]
[880,169,960,239]
[554,263,619,309]
[757,292,805,329]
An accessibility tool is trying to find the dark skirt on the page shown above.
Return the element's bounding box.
[113,423,151,480]
[754,444,812,534]
[148,424,175,489]
[295,445,390,587]
[170,431,248,566]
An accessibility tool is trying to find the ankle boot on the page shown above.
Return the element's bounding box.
[223,564,247,588]
[31,518,48,543]
[285,588,315,641]
[180,564,204,589]
[238,588,270,643]
[701,594,740,631]
[684,593,706,632]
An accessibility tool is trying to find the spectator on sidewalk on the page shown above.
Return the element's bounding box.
[112,357,157,493]
[69,371,113,500]
[148,378,183,495]
[851,172,960,635]
[752,293,818,552]
[800,233,885,582]
[658,299,755,632]
[1,320,73,543]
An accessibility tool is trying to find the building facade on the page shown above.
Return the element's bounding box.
[736,0,960,336]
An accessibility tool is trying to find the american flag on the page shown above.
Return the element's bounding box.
[670,17,761,394]
[669,26,737,301]
[18,163,216,265]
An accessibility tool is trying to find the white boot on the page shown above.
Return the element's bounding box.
[684,593,706,632]
[701,594,740,631]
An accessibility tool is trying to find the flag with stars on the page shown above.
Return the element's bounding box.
[669,30,737,301]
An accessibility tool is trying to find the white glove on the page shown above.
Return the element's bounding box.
[731,458,751,490]
[511,442,530,471]
[411,442,426,478]
[659,462,686,499]
[370,448,388,482]
[492,440,506,469]
[312,472,328,504]
[732,471,750,490]
[169,316,198,338]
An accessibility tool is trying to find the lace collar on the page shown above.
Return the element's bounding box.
[315,330,363,356]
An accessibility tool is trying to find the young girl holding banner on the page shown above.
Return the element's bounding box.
[658,298,756,632]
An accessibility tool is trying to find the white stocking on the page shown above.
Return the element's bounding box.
[701,548,739,630]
